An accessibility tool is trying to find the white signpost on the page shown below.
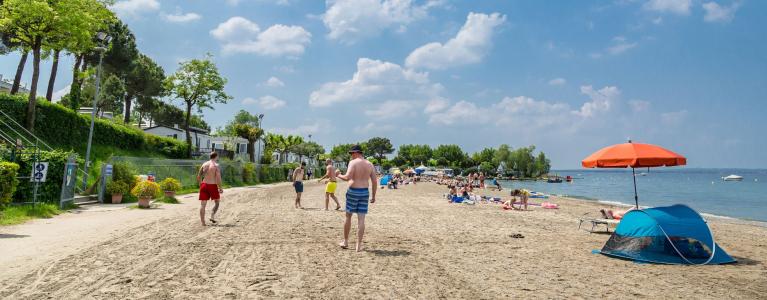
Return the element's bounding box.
[31,162,49,183]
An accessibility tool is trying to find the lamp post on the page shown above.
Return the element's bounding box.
[257,114,264,163]
[81,32,111,191]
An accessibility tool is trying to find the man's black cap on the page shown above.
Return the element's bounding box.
[348,144,363,154]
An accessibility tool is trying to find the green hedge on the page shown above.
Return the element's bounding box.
[0,94,188,158]
[0,162,20,206]
[13,149,78,203]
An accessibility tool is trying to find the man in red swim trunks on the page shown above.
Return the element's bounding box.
[197,152,223,226]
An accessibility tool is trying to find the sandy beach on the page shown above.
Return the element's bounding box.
[1,181,766,299]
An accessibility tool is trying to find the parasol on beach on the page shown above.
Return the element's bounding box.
[582,140,686,208]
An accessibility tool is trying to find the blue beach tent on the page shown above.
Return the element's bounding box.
[600,204,735,265]
[380,175,392,186]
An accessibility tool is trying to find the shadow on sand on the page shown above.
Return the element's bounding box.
[732,256,761,266]
[0,233,30,239]
[368,249,411,257]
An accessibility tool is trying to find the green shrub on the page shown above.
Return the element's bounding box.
[14,150,78,203]
[0,94,188,159]
[0,162,20,207]
[111,161,138,190]
[106,180,129,195]
[131,180,161,199]
[242,163,255,184]
[159,177,181,192]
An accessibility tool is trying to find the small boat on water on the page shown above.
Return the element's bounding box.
[547,177,562,183]
[722,175,744,181]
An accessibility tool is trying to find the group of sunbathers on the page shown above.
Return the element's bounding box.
[438,175,532,210]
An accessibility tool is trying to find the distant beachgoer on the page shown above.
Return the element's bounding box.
[492,177,502,191]
[318,159,341,211]
[479,172,485,189]
[293,162,306,209]
[511,189,530,210]
[197,152,223,226]
[336,144,378,252]
[307,168,313,180]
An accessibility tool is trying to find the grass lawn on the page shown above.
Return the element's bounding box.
[0,203,63,226]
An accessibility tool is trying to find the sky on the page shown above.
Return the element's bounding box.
[1,0,765,169]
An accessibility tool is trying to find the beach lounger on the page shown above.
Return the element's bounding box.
[578,212,620,233]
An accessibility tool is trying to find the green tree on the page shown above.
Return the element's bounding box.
[365,137,394,161]
[535,152,551,177]
[44,0,112,102]
[330,143,355,162]
[223,110,262,134]
[147,101,209,130]
[493,144,512,168]
[164,54,231,157]
[293,141,325,163]
[0,0,56,131]
[397,144,432,166]
[81,73,124,116]
[123,54,164,124]
[233,123,264,163]
[433,144,465,167]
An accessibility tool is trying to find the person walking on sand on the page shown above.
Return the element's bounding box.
[318,159,341,210]
[293,162,306,209]
[197,152,223,226]
[336,144,377,252]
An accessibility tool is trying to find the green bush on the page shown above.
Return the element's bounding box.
[242,163,255,184]
[111,161,138,190]
[106,180,129,196]
[159,177,181,192]
[0,94,188,159]
[14,150,78,203]
[0,162,20,207]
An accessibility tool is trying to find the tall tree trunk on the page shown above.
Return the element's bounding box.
[10,50,28,95]
[184,102,193,158]
[248,141,255,163]
[45,49,60,101]
[123,92,133,124]
[25,39,42,132]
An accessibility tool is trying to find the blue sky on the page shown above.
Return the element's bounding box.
[1,0,765,168]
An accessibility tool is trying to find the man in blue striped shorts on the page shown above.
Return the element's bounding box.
[336,144,378,252]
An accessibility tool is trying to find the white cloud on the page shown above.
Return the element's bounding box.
[405,12,506,70]
[606,36,638,55]
[162,12,201,23]
[574,85,620,117]
[52,85,70,102]
[323,0,443,43]
[270,119,332,136]
[308,58,442,107]
[241,97,258,105]
[263,76,285,87]
[354,122,396,134]
[643,0,692,15]
[424,98,449,113]
[629,100,651,112]
[702,1,741,23]
[364,101,415,120]
[111,0,160,18]
[428,86,618,127]
[257,95,287,110]
[548,78,567,86]
[210,17,311,57]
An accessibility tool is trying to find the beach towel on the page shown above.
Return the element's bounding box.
[542,202,559,209]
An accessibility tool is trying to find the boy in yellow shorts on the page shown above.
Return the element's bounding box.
[318,159,341,210]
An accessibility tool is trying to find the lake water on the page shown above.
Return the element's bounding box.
[497,168,767,222]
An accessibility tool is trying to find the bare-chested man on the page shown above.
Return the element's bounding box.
[336,144,378,252]
[317,159,341,210]
[197,152,223,226]
[292,162,306,209]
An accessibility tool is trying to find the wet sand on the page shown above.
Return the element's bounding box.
[0,181,765,299]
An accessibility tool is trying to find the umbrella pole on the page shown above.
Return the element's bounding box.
[632,167,639,209]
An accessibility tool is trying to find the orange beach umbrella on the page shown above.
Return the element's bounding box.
[582,140,686,208]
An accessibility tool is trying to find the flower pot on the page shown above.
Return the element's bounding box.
[111,194,123,204]
[164,191,176,197]
[138,197,151,208]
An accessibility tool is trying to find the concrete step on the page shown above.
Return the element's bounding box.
[73,195,99,205]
